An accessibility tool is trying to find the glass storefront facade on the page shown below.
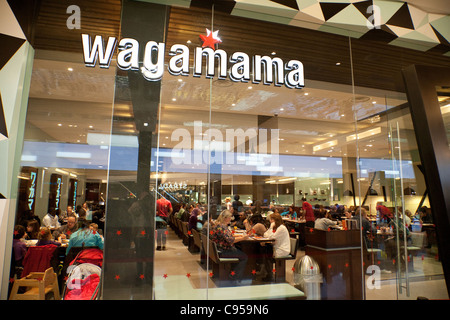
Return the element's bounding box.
[1,0,449,301]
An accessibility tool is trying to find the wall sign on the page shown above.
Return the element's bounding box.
[68,179,78,209]
[18,167,38,214]
[81,29,304,89]
[48,174,62,211]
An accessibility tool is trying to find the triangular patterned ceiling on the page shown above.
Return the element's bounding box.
[140,0,450,54]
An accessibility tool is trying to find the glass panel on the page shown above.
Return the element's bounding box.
[12,1,120,299]
[351,39,448,299]
[152,3,369,300]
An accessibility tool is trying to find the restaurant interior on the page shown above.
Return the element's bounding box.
[9,0,450,300]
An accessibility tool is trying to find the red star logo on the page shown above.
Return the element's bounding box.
[114,275,120,280]
[186,273,191,278]
[230,271,236,276]
[251,269,257,275]
[163,274,168,279]
[140,230,146,236]
[139,274,145,280]
[199,28,222,49]
[116,230,122,236]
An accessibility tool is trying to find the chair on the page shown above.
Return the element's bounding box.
[181,222,193,247]
[208,238,239,284]
[191,228,201,253]
[363,237,382,273]
[9,267,60,300]
[274,237,299,283]
[401,245,421,272]
[20,245,59,279]
[176,219,183,239]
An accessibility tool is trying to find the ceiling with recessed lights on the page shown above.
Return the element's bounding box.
[20,0,450,183]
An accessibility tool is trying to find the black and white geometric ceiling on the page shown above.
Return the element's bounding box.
[144,0,450,54]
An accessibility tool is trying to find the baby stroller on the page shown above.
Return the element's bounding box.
[62,248,103,300]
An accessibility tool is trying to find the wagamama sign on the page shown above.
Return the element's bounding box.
[81,29,302,170]
[81,29,304,89]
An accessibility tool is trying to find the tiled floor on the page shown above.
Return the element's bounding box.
[153,226,449,300]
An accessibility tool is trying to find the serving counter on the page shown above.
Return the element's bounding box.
[305,229,364,300]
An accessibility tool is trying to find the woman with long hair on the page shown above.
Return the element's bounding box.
[260,212,291,281]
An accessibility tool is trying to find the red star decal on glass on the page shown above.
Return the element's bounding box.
[209,272,214,277]
[210,230,214,235]
[187,230,191,235]
[163,274,168,279]
[199,28,222,49]
[13,230,18,236]
[186,273,191,278]
[230,271,236,276]
[140,230,146,236]
[114,275,120,280]
[116,230,122,236]
[272,268,276,274]
[251,269,257,275]
[139,274,145,280]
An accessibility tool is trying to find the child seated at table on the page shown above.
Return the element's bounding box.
[245,214,267,236]
[36,227,61,247]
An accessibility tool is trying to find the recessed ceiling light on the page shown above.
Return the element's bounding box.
[68,67,73,71]
[271,52,276,55]
[57,123,62,126]
[178,78,183,82]
[144,122,148,127]
[336,62,341,66]
[172,98,176,101]
[187,40,191,44]
[304,92,309,96]
[231,103,236,106]
[280,108,284,111]
[372,101,376,104]
[248,86,252,89]
[89,125,93,128]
